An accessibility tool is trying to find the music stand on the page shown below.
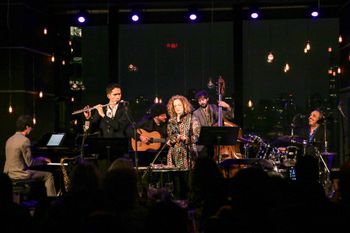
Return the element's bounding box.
[85,137,128,165]
[197,126,239,164]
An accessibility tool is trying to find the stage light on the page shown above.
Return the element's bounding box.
[309,2,320,18]
[189,13,197,21]
[130,10,141,22]
[310,9,319,18]
[187,8,198,22]
[249,7,260,19]
[76,10,89,24]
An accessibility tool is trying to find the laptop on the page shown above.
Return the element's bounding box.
[46,133,66,146]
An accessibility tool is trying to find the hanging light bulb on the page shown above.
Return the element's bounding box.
[43,27,48,35]
[33,116,37,125]
[71,97,75,102]
[339,35,343,43]
[267,52,274,63]
[154,97,159,103]
[207,78,214,89]
[304,48,308,54]
[8,105,13,113]
[337,67,342,74]
[328,69,333,75]
[306,41,311,51]
[62,60,66,65]
[39,91,43,98]
[328,47,332,53]
[51,54,55,63]
[248,100,253,108]
[283,63,290,73]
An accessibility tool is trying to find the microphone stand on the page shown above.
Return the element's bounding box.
[80,121,90,160]
[142,142,168,180]
[124,104,139,172]
[338,104,347,165]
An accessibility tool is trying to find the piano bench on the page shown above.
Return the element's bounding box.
[11,179,46,204]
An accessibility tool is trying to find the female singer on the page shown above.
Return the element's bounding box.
[166,95,200,169]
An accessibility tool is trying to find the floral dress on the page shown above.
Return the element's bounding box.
[167,113,200,169]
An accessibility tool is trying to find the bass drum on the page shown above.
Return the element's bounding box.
[278,146,300,168]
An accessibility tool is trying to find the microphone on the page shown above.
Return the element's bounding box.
[83,120,90,132]
[119,100,129,106]
[338,102,347,119]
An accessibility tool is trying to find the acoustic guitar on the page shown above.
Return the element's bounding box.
[131,129,166,151]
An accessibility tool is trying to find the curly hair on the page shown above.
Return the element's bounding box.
[167,95,193,119]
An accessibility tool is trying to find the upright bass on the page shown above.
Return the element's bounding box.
[214,76,243,162]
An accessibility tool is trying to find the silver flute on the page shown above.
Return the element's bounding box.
[71,103,109,115]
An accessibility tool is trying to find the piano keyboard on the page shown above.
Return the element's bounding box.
[47,162,68,166]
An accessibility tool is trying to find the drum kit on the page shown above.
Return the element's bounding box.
[233,133,334,183]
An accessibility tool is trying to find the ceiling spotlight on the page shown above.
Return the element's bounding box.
[189,13,197,21]
[249,7,260,19]
[187,8,198,22]
[76,10,89,24]
[309,3,320,18]
[310,9,319,18]
[130,10,141,22]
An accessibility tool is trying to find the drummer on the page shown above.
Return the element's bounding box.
[296,108,331,154]
[278,109,332,162]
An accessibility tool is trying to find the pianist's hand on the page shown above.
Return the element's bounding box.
[36,156,52,164]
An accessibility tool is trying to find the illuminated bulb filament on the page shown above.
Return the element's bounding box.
[267,52,274,63]
[306,41,311,50]
[248,100,253,108]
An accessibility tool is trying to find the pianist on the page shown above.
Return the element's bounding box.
[3,115,57,197]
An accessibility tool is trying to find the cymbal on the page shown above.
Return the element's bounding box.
[219,158,260,167]
[237,137,254,144]
[274,135,306,145]
[321,152,336,157]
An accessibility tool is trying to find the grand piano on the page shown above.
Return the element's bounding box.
[31,132,82,194]
[32,132,81,165]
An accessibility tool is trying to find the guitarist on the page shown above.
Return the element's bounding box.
[127,103,168,150]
